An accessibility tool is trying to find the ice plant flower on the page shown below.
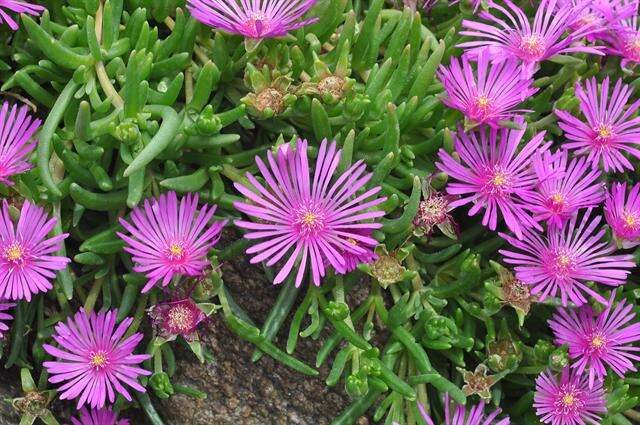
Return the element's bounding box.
[0,300,13,339]
[187,0,318,39]
[43,309,151,409]
[459,0,603,73]
[556,77,640,173]
[338,229,377,274]
[69,407,129,425]
[605,182,640,247]
[0,0,45,30]
[436,120,548,239]
[0,101,41,185]
[404,394,510,425]
[534,367,606,425]
[118,192,227,293]
[499,208,635,306]
[550,293,640,387]
[149,298,206,342]
[437,48,537,128]
[524,150,603,228]
[0,200,70,301]
[602,0,640,67]
[234,139,386,287]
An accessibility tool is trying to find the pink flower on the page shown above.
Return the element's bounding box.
[0,300,13,339]
[69,407,129,425]
[234,139,386,287]
[459,0,603,73]
[339,229,377,274]
[187,0,318,39]
[0,200,70,301]
[43,309,151,409]
[549,292,640,388]
[149,298,206,342]
[436,120,548,239]
[398,395,510,425]
[499,208,635,306]
[523,149,603,229]
[556,77,640,173]
[534,368,606,425]
[605,182,640,247]
[118,192,227,293]
[437,48,537,128]
[601,0,640,67]
[0,102,41,185]
[0,0,44,30]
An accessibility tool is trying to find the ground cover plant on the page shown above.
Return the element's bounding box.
[1,0,640,423]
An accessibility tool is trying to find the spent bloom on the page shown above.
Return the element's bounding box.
[437,48,537,128]
[524,150,603,229]
[0,0,45,30]
[436,120,548,239]
[407,394,510,425]
[149,298,206,342]
[0,101,41,185]
[69,407,129,425]
[534,368,606,425]
[459,0,603,73]
[0,200,70,301]
[550,293,640,387]
[234,139,386,287]
[118,192,227,293]
[605,182,640,247]
[187,0,318,39]
[556,77,640,173]
[0,300,13,339]
[500,208,635,306]
[43,309,151,409]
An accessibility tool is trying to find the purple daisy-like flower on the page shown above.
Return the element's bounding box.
[0,300,14,340]
[601,0,640,67]
[524,149,603,229]
[605,182,640,247]
[499,208,635,306]
[149,298,206,342]
[394,395,510,425]
[558,0,635,41]
[0,102,41,185]
[69,407,129,425]
[0,199,70,301]
[436,119,548,239]
[556,77,640,173]
[437,48,537,128]
[339,229,377,274]
[459,0,603,73]
[187,0,318,39]
[43,309,151,409]
[534,367,606,425]
[549,292,640,388]
[0,0,44,30]
[117,192,227,293]
[234,139,386,287]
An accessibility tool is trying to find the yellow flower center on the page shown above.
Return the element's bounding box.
[295,205,326,237]
[623,212,638,228]
[519,35,545,57]
[90,352,108,368]
[169,244,183,256]
[492,172,508,187]
[4,243,23,262]
[302,212,319,226]
[551,193,564,203]
[562,393,576,406]
[596,124,613,139]
[168,305,193,333]
[591,335,605,349]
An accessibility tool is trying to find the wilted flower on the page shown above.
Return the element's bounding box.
[413,180,458,238]
[414,394,510,425]
[437,48,537,128]
[118,192,227,293]
[459,0,603,73]
[234,139,386,287]
[524,150,603,229]
[461,364,496,400]
[549,292,640,387]
[0,0,45,30]
[605,182,640,247]
[0,101,41,185]
[0,300,13,339]
[43,309,151,409]
[534,367,606,425]
[500,208,635,306]
[556,77,640,173]
[493,263,537,317]
[0,200,70,301]
[187,0,318,39]
[436,120,548,239]
[149,298,206,342]
[369,251,406,288]
[69,407,129,425]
